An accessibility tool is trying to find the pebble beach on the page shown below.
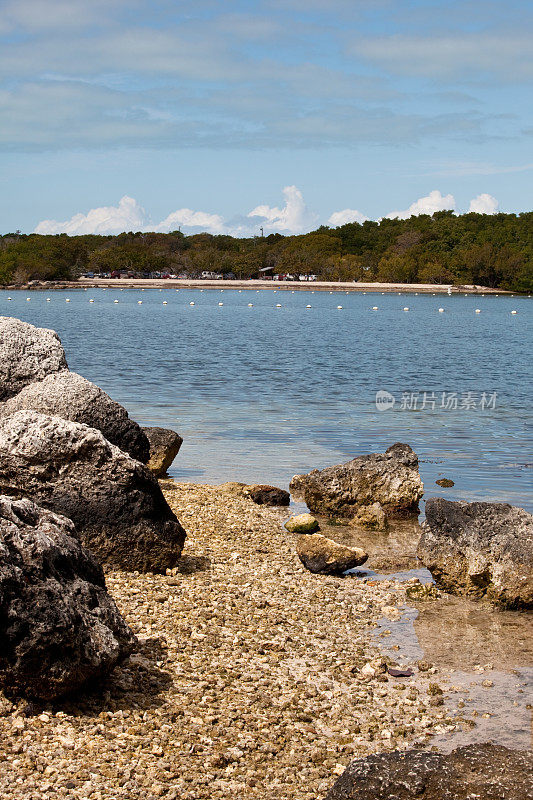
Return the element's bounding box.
[0,481,465,800]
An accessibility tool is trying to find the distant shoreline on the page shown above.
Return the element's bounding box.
[6,278,511,294]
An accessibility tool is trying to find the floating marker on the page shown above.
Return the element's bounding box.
[113,299,118,304]
[276,303,282,308]
[248,303,253,307]
[162,301,168,305]
[438,308,444,313]
[511,310,517,314]
[46,298,51,302]
[137,301,142,305]
[189,301,195,305]
[141,288,145,291]
[89,299,95,303]
[337,305,343,309]
[306,304,312,308]
[7,297,11,300]
[218,302,223,306]
[475,309,481,313]
[372,306,378,310]
[26,297,30,301]
[403,307,409,311]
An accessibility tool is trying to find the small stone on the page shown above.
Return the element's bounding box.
[285,513,320,534]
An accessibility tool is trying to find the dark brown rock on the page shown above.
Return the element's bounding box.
[243,484,290,506]
[296,533,367,575]
[0,495,136,700]
[436,478,455,487]
[418,498,533,608]
[0,317,68,401]
[290,443,423,520]
[2,371,150,463]
[324,744,532,800]
[143,426,183,476]
[0,410,186,573]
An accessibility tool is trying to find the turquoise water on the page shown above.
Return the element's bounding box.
[2,287,532,511]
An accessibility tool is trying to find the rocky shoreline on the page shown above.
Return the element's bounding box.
[0,480,473,800]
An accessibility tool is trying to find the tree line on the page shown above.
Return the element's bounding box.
[1,210,532,291]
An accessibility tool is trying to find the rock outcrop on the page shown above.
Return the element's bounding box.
[290,443,423,521]
[0,495,135,700]
[0,317,68,401]
[417,498,533,608]
[296,534,367,575]
[324,744,532,800]
[0,410,186,573]
[352,502,387,530]
[2,371,150,463]
[143,426,183,476]
[243,484,290,506]
[285,513,320,534]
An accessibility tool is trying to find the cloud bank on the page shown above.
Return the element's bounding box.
[34,187,502,237]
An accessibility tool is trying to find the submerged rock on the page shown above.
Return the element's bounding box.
[2,371,150,463]
[324,743,533,800]
[352,502,387,530]
[296,533,367,574]
[243,484,290,506]
[0,495,135,700]
[290,443,423,521]
[0,410,186,573]
[436,477,455,487]
[418,497,533,608]
[143,426,183,476]
[0,317,68,401]
[285,513,320,533]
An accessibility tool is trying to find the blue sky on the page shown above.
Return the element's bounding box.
[1,0,532,235]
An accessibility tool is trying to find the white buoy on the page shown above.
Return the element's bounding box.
[248,303,253,307]
[89,299,95,303]
[137,301,142,305]
[142,288,145,291]
[276,303,282,308]
[65,298,70,303]
[337,305,343,309]
[306,304,312,308]
[7,297,11,300]
[238,290,242,293]
[46,298,51,302]
[475,309,481,313]
[26,297,30,301]
[403,307,409,311]
[113,299,118,304]
[162,301,168,305]
[189,301,195,305]
[438,308,444,313]
[511,310,517,314]
[372,306,378,310]
[218,302,223,306]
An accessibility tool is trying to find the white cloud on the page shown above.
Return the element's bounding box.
[328,208,368,227]
[33,187,501,237]
[155,209,226,234]
[247,185,319,234]
[468,193,499,214]
[385,190,455,220]
[34,196,147,235]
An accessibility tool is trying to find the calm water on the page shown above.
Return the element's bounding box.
[2,287,532,511]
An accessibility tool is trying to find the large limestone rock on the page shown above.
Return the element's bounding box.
[297,534,367,575]
[0,410,186,573]
[0,317,68,401]
[324,744,532,800]
[418,498,533,608]
[0,495,136,700]
[143,426,183,476]
[290,444,423,521]
[2,371,150,463]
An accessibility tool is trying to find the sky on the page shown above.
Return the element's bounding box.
[1,0,532,236]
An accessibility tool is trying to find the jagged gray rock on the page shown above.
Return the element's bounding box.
[143,426,183,476]
[324,744,532,800]
[290,443,423,521]
[418,498,533,608]
[296,534,367,575]
[0,316,68,401]
[2,371,150,463]
[0,410,186,573]
[0,495,136,700]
